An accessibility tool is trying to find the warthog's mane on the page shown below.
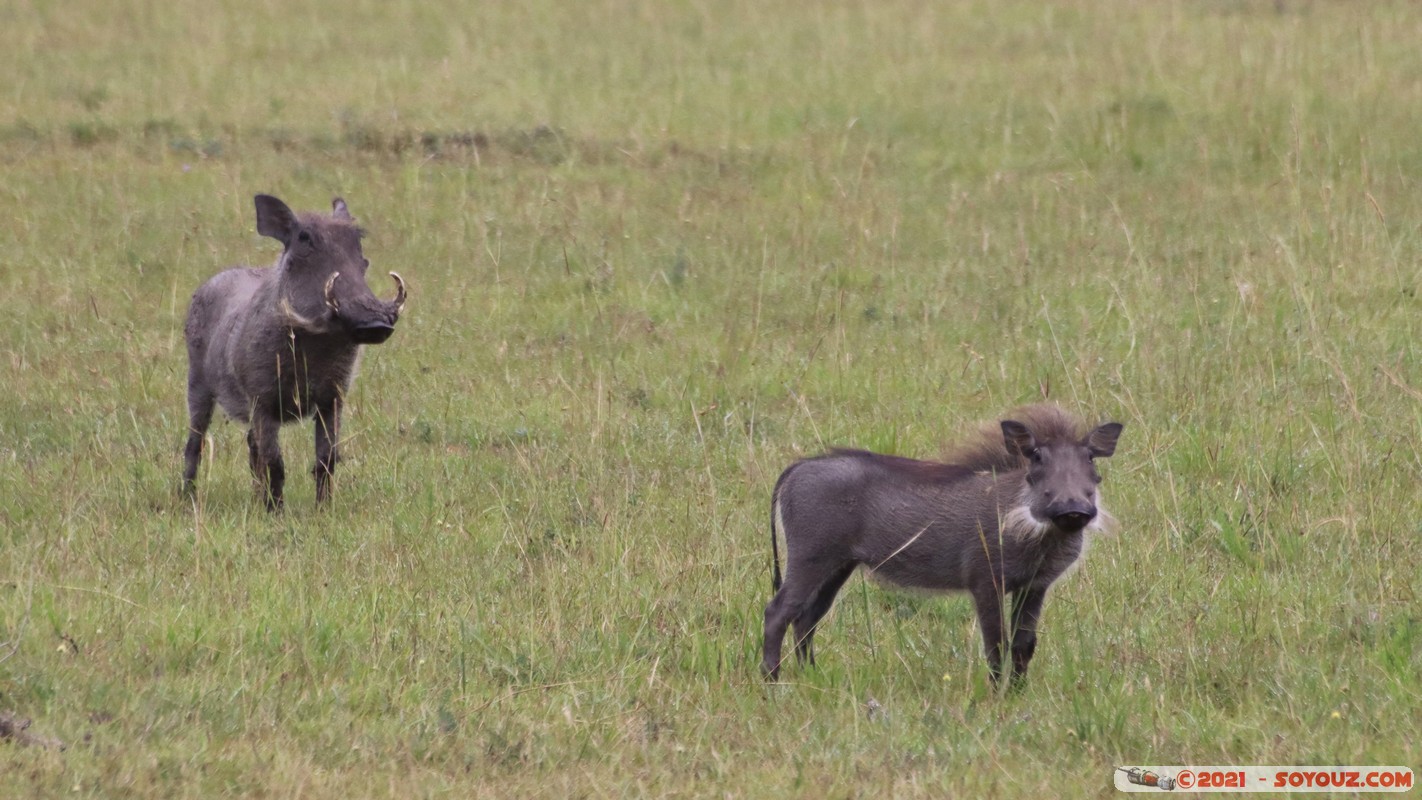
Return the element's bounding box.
[819,404,1092,484]
[943,402,1089,473]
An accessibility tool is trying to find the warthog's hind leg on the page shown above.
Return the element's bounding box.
[182,389,215,497]
[763,558,855,680]
[791,563,857,668]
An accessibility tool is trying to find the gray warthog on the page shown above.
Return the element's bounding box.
[762,404,1123,686]
[182,194,407,509]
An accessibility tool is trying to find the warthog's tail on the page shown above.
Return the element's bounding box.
[770,495,783,593]
[770,468,798,594]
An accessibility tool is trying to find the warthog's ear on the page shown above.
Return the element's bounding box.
[1086,422,1124,458]
[255,195,298,246]
[332,198,352,220]
[1001,420,1037,459]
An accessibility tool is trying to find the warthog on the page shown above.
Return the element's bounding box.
[182,194,407,509]
[762,404,1123,686]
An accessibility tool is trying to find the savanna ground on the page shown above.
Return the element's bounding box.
[2,0,1420,796]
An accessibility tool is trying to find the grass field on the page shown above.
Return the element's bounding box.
[2,0,1421,796]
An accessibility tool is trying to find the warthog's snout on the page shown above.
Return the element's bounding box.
[327,271,406,345]
[1049,504,1096,533]
[352,321,396,344]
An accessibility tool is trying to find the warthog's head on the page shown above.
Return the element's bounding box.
[258,194,406,345]
[1003,418,1123,533]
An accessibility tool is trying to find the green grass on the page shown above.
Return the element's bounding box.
[3,0,1421,795]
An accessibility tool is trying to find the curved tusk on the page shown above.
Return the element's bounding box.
[388,271,407,313]
[323,272,340,311]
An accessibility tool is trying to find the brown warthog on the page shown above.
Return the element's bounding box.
[762,404,1123,687]
[182,195,407,509]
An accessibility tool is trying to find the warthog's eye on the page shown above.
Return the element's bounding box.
[297,230,313,245]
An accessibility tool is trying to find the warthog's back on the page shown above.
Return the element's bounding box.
[775,450,1010,592]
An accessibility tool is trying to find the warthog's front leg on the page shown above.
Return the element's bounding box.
[313,399,342,505]
[971,582,1009,687]
[1008,585,1048,683]
[248,416,285,511]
